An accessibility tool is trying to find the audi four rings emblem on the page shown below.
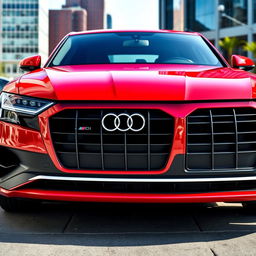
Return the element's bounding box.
[101,113,146,132]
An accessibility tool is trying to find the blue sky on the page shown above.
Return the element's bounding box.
[48,0,65,9]
[105,0,159,29]
[48,0,66,9]
[48,0,159,29]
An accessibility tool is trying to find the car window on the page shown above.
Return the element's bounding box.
[0,79,8,90]
[49,32,223,67]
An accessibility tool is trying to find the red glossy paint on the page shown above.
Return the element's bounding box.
[231,54,255,68]
[19,55,41,70]
[1,188,256,203]
[2,78,19,94]
[0,121,47,153]
[13,65,256,101]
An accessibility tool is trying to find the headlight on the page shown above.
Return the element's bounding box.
[0,92,54,125]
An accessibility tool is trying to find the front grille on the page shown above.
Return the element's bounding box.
[187,108,256,171]
[50,109,174,171]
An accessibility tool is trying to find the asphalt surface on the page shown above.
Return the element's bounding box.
[0,202,255,255]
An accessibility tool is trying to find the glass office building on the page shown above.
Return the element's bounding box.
[159,0,256,58]
[0,0,48,77]
[186,0,216,32]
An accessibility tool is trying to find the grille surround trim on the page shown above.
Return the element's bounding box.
[49,108,174,172]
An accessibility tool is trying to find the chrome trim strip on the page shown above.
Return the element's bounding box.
[29,175,256,183]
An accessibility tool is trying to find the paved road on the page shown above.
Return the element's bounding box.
[0,202,255,255]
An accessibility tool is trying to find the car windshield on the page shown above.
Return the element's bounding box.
[49,32,223,67]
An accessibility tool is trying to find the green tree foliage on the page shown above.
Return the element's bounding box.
[219,37,242,62]
[0,62,6,77]
[243,42,256,58]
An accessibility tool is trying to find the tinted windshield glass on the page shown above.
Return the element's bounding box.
[50,32,223,67]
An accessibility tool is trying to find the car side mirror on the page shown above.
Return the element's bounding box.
[231,55,255,71]
[19,55,41,72]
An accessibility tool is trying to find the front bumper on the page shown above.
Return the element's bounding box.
[1,101,256,203]
[2,188,256,203]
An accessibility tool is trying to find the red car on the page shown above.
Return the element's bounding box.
[1,30,256,212]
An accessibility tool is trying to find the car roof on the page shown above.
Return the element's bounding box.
[68,29,201,37]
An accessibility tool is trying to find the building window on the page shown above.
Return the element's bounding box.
[186,0,216,32]
[159,0,173,29]
[5,64,11,74]
[165,0,173,29]
[220,0,247,28]
[253,0,256,23]
[13,64,17,73]
[106,14,112,29]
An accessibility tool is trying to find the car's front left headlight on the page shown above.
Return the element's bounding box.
[0,92,54,126]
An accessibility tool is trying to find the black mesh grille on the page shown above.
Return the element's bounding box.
[50,109,174,171]
[187,107,256,171]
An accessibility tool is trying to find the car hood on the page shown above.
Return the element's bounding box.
[13,64,256,101]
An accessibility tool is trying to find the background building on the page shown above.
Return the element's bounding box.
[49,8,87,53]
[159,0,256,58]
[49,0,105,54]
[64,0,104,30]
[0,0,49,77]
[106,14,112,29]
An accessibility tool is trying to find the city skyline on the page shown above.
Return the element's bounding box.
[48,0,159,29]
[49,0,105,52]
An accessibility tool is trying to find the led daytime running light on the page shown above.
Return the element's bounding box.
[0,92,54,115]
